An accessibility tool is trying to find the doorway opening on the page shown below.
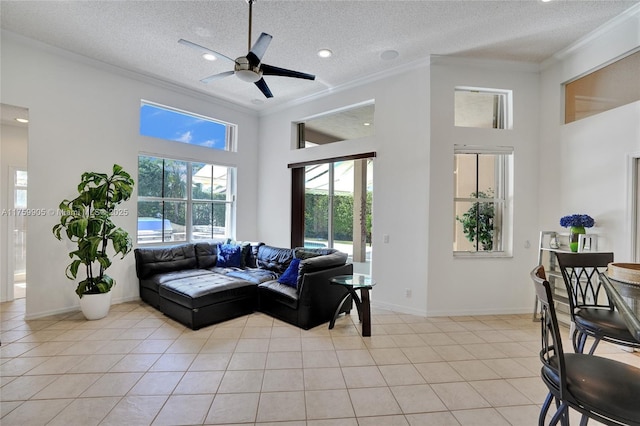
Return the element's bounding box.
[1,103,29,302]
[11,169,28,299]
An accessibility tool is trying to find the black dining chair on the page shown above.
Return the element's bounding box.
[555,252,640,354]
[531,265,640,426]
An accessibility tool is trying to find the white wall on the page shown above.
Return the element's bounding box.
[428,58,541,316]
[258,63,431,316]
[0,123,28,301]
[259,57,541,317]
[1,32,260,319]
[539,9,640,260]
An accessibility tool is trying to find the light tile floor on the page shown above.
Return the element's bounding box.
[1,298,639,425]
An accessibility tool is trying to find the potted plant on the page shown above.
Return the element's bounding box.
[52,164,135,320]
[456,190,495,251]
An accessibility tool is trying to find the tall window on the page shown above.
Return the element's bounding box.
[137,155,235,244]
[453,146,513,255]
[140,101,236,151]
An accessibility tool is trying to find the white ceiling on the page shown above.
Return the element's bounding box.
[1,0,638,112]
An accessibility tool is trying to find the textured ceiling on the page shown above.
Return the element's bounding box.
[1,0,638,111]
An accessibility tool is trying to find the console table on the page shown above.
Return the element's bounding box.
[328,274,376,337]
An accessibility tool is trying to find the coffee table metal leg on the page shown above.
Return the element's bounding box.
[360,288,371,337]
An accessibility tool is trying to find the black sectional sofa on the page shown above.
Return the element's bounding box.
[134,241,353,330]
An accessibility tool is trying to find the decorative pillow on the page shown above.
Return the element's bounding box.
[277,258,301,288]
[216,244,243,268]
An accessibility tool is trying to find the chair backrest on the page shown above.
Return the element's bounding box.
[555,252,614,313]
[530,265,568,400]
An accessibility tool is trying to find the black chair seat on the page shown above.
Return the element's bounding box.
[575,307,639,342]
[553,252,640,353]
[532,265,640,426]
[542,353,640,424]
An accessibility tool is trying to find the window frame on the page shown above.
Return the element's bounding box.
[563,49,640,124]
[137,154,237,245]
[140,100,237,152]
[295,101,375,149]
[454,87,513,130]
[453,145,513,258]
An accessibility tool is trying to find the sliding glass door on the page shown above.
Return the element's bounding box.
[302,159,373,273]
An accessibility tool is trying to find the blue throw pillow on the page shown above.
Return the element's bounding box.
[217,244,243,268]
[277,258,301,288]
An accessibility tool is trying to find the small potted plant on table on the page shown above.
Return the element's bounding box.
[52,164,134,320]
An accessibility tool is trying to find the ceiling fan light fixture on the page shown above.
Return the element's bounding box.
[236,69,262,83]
[317,49,333,58]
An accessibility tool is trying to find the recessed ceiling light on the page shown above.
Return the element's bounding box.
[202,53,217,61]
[15,118,29,123]
[317,49,333,58]
[380,50,399,61]
[363,122,371,126]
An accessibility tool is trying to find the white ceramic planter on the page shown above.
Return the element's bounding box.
[79,291,112,320]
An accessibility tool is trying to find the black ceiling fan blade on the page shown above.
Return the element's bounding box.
[200,70,235,84]
[261,63,316,80]
[246,32,273,67]
[178,39,237,64]
[254,78,273,98]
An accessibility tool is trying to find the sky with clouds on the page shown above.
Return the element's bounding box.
[140,103,227,150]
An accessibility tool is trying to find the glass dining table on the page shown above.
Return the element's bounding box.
[599,273,640,342]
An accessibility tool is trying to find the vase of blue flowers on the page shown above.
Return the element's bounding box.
[560,214,595,252]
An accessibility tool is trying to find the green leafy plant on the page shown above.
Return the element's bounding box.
[52,164,135,298]
[456,190,495,251]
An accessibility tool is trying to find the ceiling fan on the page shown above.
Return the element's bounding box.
[178,0,316,98]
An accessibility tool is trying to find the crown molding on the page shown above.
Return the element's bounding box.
[541,2,640,70]
[1,30,258,117]
[259,53,543,117]
[259,55,432,117]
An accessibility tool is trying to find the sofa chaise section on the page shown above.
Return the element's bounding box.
[135,242,257,329]
[257,247,354,329]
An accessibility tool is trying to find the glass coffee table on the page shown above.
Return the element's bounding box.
[329,274,376,337]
